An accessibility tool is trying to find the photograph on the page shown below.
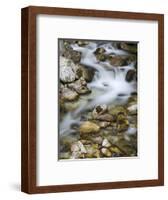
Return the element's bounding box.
[58,39,138,160]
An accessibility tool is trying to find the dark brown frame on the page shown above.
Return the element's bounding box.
[21,6,164,194]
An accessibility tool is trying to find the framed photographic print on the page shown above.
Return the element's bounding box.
[21,6,164,194]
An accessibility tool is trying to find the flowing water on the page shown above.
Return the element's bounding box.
[60,41,137,136]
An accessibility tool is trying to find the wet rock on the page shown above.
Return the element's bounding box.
[128,95,137,104]
[79,139,92,145]
[61,86,79,101]
[79,121,100,134]
[102,138,111,148]
[119,42,137,54]
[60,56,77,83]
[91,136,103,144]
[96,54,107,62]
[108,106,127,118]
[79,65,95,82]
[97,114,114,122]
[92,104,107,118]
[94,47,107,62]
[94,47,106,55]
[115,138,137,156]
[125,127,137,135]
[116,113,129,133]
[70,50,81,63]
[85,144,99,157]
[68,77,91,94]
[62,49,81,63]
[59,152,71,159]
[71,141,87,154]
[101,148,112,157]
[125,70,136,82]
[109,146,122,154]
[127,104,137,115]
[108,54,136,67]
[108,55,128,66]
[98,121,111,128]
[76,40,89,46]
[60,66,76,83]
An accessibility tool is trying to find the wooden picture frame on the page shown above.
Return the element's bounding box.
[21,6,164,194]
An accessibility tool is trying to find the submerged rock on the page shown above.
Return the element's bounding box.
[79,121,100,134]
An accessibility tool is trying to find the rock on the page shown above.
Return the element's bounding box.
[59,152,71,159]
[60,66,76,83]
[68,77,91,94]
[119,42,137,54]
[71,151,81,159]
[79,139,92,145]
[70,50,81,63]
[125,127,137,135]
[108,106,127,118]
[115,137,137,156]
[128,95,137,103]
[79,121,100,134]
[108,55,127,66]
[94,47,107,62]
[109,146,122,154]
[97,114,114,122]
[79,65,95,82]
[98,121,111,128]
[62,48,81,63]
[108,54,136,67]
[71,142,80,152]
[117,118,129,132]
[101,148,112,157]
[61,86,79,101]
[96,54,107,62]
[127,104,137,115]
[60,56,85,82]
[94,47,106,55]
[125,70,136,82]
[71,141,87,153]
[92,104,107,118]
[102,138,111,148]
[76,40,89,46]
[91,136,103,144]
